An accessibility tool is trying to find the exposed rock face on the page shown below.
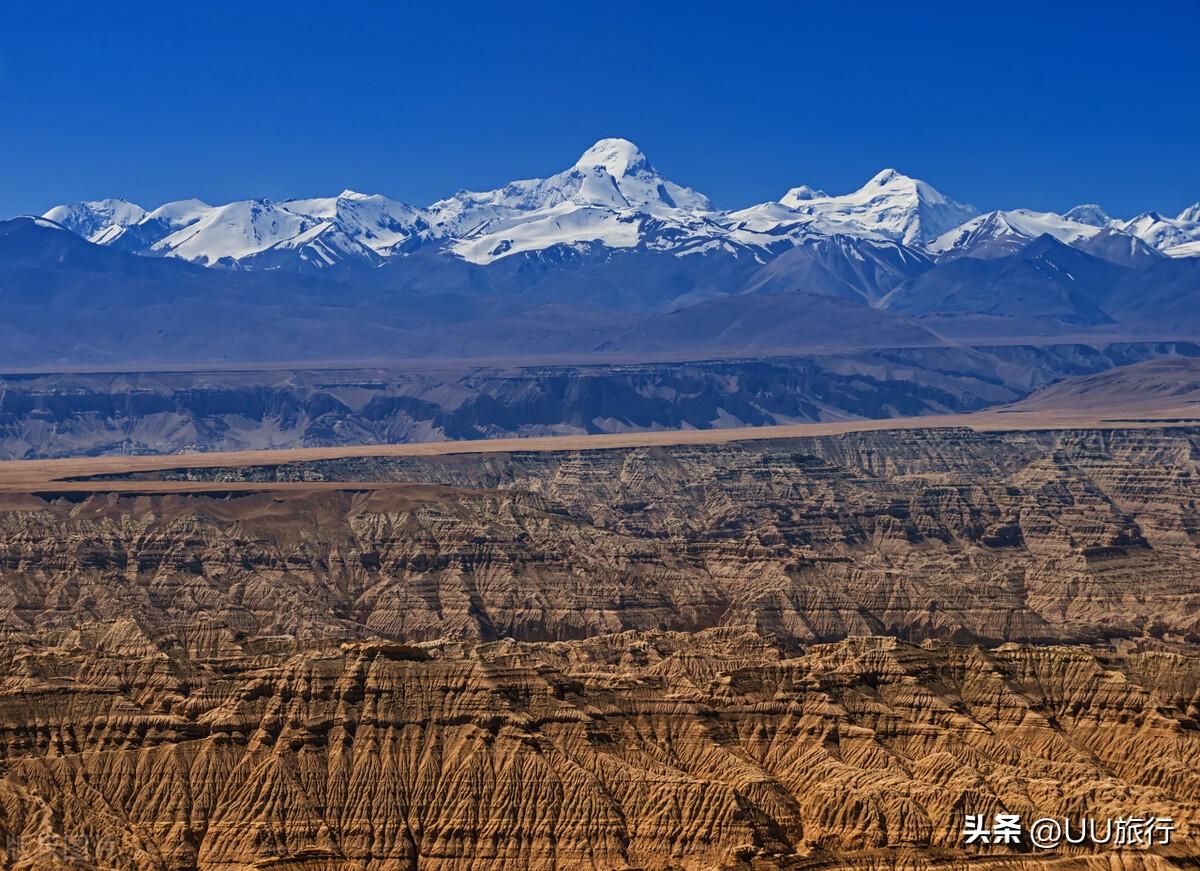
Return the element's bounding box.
[1,630,1198,870]
[39,426,1200,649]
[1,426,1200,868]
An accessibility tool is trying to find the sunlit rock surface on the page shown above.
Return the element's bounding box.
[1,426,1199,868]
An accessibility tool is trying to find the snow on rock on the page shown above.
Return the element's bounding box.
[42,192,430,269]
[428,138,708,225]
[572,138,711,211]
[281,191,431,256]
[1178,203,1200,224]
[42,199,147,244]
[1120,211,1200,253]
[438,138,719,264]
[719,201,890,253]
[36,141,1199,270]
[452,206,642,264]
[1063,204,1114,227]
[780,185,827,202]
[148,199,315,265]
[1165,239,1200,258]
[146,199,211,222]
[779,168,979,245]
[929,209,1102,259]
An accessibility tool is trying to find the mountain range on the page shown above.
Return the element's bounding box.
[39,137,1200,271]
[4,137,1199,368]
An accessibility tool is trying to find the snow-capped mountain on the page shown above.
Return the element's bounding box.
[928,209,1104,260]
[428,138,711,236]
[779,169,979,245]
[431,148,983,265]
[1119,208,1200,258]
[281,192,432,257]
[155,199,313,265]
[36,138,1200,274]
[719,201,887,251]
[429,138,736,265]
[41,192,431,270]
[43,198,147,244]
[1062,204,1114,227]
[143,192,434,268]
[926,207,1166,267]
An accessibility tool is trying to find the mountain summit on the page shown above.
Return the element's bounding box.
[571,137,712,211]
[780,169,979,245]
[1063,204,1113,227]
[424,138,722,263]
[573,137,650,176]
[43,198,147,244]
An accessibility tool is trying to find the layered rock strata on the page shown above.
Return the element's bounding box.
[1,426,1199,868]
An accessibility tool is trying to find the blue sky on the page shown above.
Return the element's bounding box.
[3,1,1197,218]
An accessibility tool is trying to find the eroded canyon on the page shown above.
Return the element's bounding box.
[1,424,1199,869]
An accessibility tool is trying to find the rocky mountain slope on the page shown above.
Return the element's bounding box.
[1,423,1200,868]
[4,342,1197,459]
[5,210,1200,370]
[994,356,1200,421]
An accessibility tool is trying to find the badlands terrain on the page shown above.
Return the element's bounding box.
[1,392,1199,869]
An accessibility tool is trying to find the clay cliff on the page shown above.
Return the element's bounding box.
[1,425,1199,868]
[1,630,1198,870]
[23,426,1200,648]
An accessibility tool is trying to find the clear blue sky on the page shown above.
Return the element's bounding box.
[3,1,1197,218]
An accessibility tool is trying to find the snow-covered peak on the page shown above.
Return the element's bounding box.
[148,199,312,265]
[866,168,902,187]
[146,198,212,223]
[42,198,147,243]
[864,169,961,210]
[430,138,711,231]
[1178,202,1200,224]
[780,184,827,203]
[573,138,650,177]
[723,201,887,242]
[428,138,715,260]
[778,169,977,245]
[928,208,1102,259]
[1120,210,1200,253]
[38,189,431,268]
[1063,204,1113,227]
[285,192,430,256]
[569,137,711,211]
